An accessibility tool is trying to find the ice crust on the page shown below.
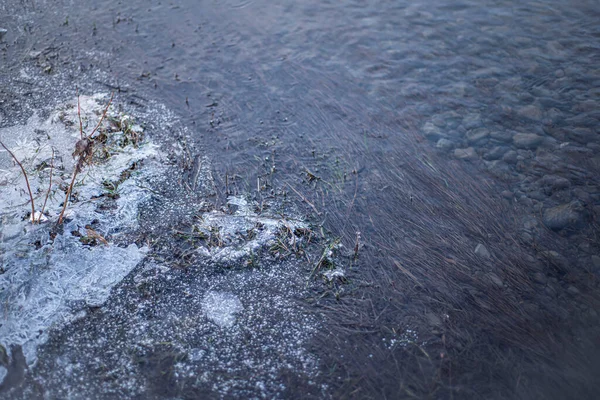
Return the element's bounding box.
[0,94,156,369]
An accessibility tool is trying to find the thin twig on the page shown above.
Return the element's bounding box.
[88,92,114,138]
[0,138,36,222]
[38,147,55,222]
[58,165,79,224]
[77,88,83,139]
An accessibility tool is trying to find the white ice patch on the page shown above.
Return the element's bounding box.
[323,267,346,282]
[0,237,147,365]
[202,291,244,328]
[0,94,155,220]
[0,94,163,374]
[195,195,308,264]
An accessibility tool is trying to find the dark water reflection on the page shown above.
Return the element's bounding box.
[1,0,600,398]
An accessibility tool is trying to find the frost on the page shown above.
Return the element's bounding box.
[202,291,244,328]
[0,94,163,374]
[195,195,308,264]
[323,268,346,282]
[0,237,147,365]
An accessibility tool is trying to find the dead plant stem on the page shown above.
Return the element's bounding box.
[38,147,55,222]
[58,93,113,224]
[0,138,36,222]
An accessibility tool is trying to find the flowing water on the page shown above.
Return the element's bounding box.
[1,0,599,398]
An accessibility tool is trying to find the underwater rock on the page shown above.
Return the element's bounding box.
[542,201,586,231]
[513,133,544,149]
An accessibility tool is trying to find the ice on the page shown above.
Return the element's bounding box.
[0,235,147,365]
[0,94,163,375]
[202,291,244,328]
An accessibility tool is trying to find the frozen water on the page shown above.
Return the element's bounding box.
[0,236,147,365]
[0,82,323,397]
[202,291,244,328]
[0,94,163,375]
[196,195,308,264]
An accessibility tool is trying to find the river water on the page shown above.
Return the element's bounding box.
[1,0,599,398]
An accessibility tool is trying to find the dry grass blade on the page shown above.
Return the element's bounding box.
[0,138,36,222]
[86,227,109,246]
[393,259,423,287]
[77,88,84,139]
[38,147,55,223]
[287,183,321,216]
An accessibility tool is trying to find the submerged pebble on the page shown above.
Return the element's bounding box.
[513,133,544,149]
[454,147,477,160]
[474,244,491,259]
[542,201,586,231]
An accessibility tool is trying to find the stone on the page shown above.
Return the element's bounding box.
[533,272,547,284]
[539,175,570,194]
[484,146,508,161]
[542,201,586,231]
[501,190,513,199]
[474,244,491,258]
[587,142,600,152]
[549,189,573,204]
[528,191,546,201]
[466,128,489,143]
[539,250,570,274]
[490,130,513,142]
[502,150,518,164]
[561,145,594,157]
[568,127,596,144]
[567,286,580,295]
[518,105,543,121]
[485,160,512,180]
[425,313,442,327]
[537,97,562,109]
[437,111,462,129]
[462,113,482,130]
[543,107,563,124]
[422,122,446,141]
[545,126,568,143]
[545,286,557,297]
[572,100,598,113]
[488,273,503,288]
[540,175,571,190]
[454,147,477,160]
[572,188,592,204]
[592,255,600,270]
[520,232,534,244]
[0,28,7,41]
[431,114,448,128]
[436,138,454,150]
[518,197,533,207]
[524,254,544,271]
[513,133,544,149]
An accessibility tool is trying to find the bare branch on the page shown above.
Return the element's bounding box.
[0,138,36,223]
[58,93,114,224]
[88,92,114,139]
